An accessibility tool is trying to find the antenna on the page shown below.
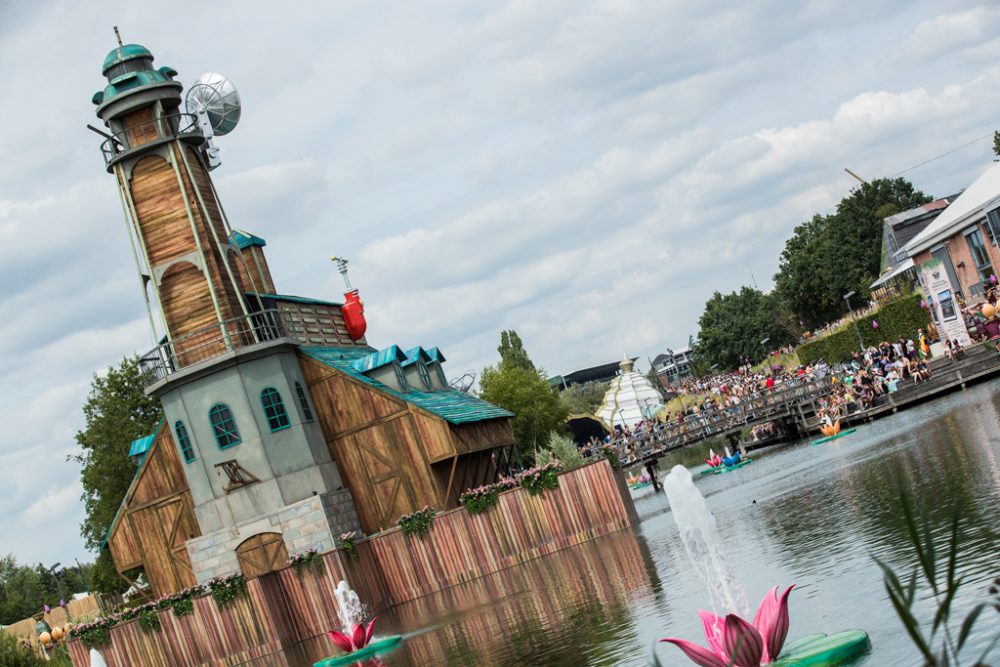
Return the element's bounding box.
[185,72,242,170]
[113,26,123,47]
[330,256,352,290]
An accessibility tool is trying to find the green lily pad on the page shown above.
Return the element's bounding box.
[313,635,403,667]
[771,630,870,666]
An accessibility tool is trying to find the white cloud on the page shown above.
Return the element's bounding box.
[2,0,1000,568]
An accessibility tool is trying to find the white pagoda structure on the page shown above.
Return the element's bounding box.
[595,355,664,429]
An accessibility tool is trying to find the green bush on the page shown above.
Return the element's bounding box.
[540,432,585,471]
[798,294,931,365]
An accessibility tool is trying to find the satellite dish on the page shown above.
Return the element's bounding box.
[185,72,241,136]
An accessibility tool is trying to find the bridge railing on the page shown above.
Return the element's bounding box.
[605,376,835,466]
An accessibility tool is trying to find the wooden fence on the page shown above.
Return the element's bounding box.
[2,595,100,650]
[67,460,636,667]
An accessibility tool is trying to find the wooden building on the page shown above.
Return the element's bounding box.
[94,42,515,596]
[105,424,200,594]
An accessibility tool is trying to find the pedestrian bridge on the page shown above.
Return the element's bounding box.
[609,377,835,467]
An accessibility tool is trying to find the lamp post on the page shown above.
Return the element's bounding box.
[843,291,865,355]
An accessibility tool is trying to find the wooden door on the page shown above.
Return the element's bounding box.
[236,533,289,579]
[156,497,198,588]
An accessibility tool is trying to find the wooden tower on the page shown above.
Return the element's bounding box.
[93,42,257,368]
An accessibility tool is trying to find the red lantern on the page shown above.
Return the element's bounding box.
[341,289,367,341]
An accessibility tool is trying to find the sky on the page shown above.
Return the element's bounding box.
[2,0,1000,568]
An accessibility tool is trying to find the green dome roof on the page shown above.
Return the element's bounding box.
[102,44,153,74]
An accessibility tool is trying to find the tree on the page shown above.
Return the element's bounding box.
[557,380,608,415]
[0,555,93,624]
[497,330,535,372]
[694,287,796,370]
[994,130,1000,160]
[480,331,568,462]
[774,178,931,328]
[70,357,162,594]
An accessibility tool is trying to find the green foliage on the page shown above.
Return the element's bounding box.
[0,629,42,667]
[519,462,562,496]
[994,130,1000,160]
[481,331,569,461]
[288,548,325,575]
[336,532,359,560]
[497,330,535,372]
[694,287,796,370]
[0,555,94,625]
[71,357,162,595]
[540,432,585,471]
[137,609,160,633]
[207,573,246,606]
[600,444,621,470]
[459,486,500,514]
[797,294,930,365]
[774,178,931,328]
[874,487,1000,665]
[557,380,608,415]
[397,507,435,538]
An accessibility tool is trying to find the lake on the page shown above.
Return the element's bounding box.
[251,380,1000,666]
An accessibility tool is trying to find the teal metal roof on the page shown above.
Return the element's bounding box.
[401,346,432,367]
[102,44,153,73]
[128,433,156,458]
[302,347,513,425]
[426,347,446,364]
[352,346,407,373]
[94,45,180,110]
[231,229,267,249]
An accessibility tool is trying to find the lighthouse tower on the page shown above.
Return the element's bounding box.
[94,40,361,585]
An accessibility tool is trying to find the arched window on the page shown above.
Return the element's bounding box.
[393,363,409,391]
[175,420,195,463]
[294,382,314,422]
[417,363,432,390]
[261,387,291,432]
[209,403,241,449]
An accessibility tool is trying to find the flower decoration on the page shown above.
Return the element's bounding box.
[661,585,794,666]
[326,617,377,654]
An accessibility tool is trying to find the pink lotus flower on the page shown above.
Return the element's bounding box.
[326,617,377,654]
[661,585,794,667]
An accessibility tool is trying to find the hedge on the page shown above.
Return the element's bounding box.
[797,294,931,365]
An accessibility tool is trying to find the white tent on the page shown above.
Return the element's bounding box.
[595,355,664,429]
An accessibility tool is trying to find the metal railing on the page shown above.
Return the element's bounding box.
[100,112,202,166]
[592,376,836,465]
[139,309,292,387]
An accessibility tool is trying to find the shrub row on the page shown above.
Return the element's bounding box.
[797,294,930,365]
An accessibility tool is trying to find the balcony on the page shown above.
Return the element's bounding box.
[99,112,203,170]
[139,309,297,388]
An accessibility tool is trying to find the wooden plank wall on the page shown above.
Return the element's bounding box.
[299,355,515,533]
[68,460,636,667]
[107,425,201,596]
[365,459,636,606]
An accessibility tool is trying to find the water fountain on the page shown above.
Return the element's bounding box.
[313,581,402,667]
[658,465,869,666]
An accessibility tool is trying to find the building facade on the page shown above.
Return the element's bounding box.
[95,42,514,595]
[904,163,1000,338]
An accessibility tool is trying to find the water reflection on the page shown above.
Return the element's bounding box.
[247,381,1000,666]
